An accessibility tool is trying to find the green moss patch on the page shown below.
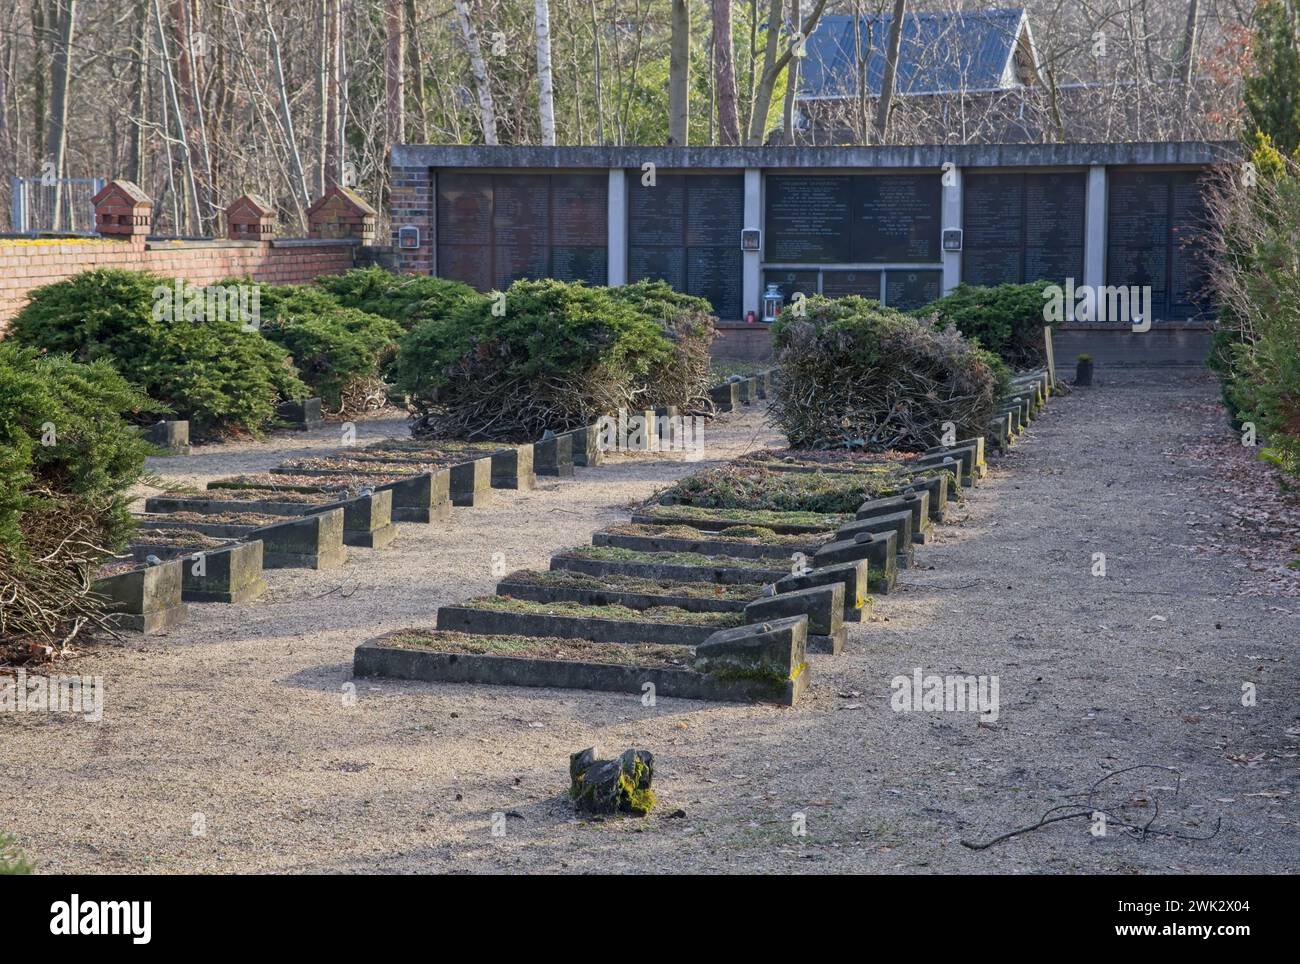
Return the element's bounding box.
[637,504,849,528]
[382,629,691,668]
[500,568,763,601]
[466,595,743,627]
[566,545,779,570]
[661,464,905,513]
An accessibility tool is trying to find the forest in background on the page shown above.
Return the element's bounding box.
[0,0,1275,235]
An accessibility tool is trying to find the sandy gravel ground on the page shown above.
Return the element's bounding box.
[2,370,1297,874]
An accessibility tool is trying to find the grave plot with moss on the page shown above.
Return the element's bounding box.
[601,521,826,550]
[564,545,784,571]
[501,568,764,602]
[658,464,912,514]
[376,629,692,666]
[463,595,746,628]
[275,455,444,476]
[208,472,397,494]
[354,624,809,706]
[361,438,516,459]
[739,447,921,468]
[633,503,850,532]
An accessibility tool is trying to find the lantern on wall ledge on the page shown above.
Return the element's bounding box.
[762,283,784,323]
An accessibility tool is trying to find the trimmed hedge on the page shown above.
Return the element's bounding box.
[0,343,157,651]
[771,294,1006,451]
[8,269,306,437]
[315,267,480,331]
[922,281,1056,368]
[400,279,680,441]
[249,282,403,413]
[607,280,716,413]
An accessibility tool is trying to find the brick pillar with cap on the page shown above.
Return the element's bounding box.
[90,180,152,244]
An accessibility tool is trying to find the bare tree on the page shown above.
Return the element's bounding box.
[44,0,75,227]
[747,0,828,144]
[385,0,404,154]
[668,0,689,145]
[535,0,556,145]
[714,0,743,144]
[454,0,498,144]
[874,0,906,141]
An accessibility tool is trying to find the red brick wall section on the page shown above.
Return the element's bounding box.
[0,238,358,334]
[711,322,775,363]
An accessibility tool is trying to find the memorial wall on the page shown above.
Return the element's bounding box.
[763,173,942,309]
[436,172,608,291]
[962,171,1086,287]
[626,173,744,319]
[1106,170,1209,321]
[417,146,1221,325]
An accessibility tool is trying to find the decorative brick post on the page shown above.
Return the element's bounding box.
[90,180,152,243]
[224,194,276,241]
[306,184,377,244]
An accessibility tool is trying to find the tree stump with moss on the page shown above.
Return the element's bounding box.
[569,747,656,817]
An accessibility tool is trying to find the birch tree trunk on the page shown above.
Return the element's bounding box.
[668,0,689,145]
[782,0,801,142]
[128,0,149,185]
[534,0,556,145]
[454,0,498,145]
[873,0,906,141]
[590,0,604,143]
[45,0,75,229]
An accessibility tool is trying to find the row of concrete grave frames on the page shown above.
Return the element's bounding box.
[353,369,1055,708]
[90,377,776,635]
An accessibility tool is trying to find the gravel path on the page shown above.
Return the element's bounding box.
[2,371,1296,874]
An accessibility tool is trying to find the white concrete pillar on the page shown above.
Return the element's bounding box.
[743,168,762,319]
[941,165,963,294]
[607,168,627,285]
[1084,165,1107,289]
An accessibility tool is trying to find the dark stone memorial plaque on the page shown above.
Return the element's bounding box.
[438,243,493,291]
[821,270,882,301]
[764,175,854,262]
[1024,173,1084,283]
[1108,171,1170,314]
[629,175,687,246]
[688,247,741,319]
[437,172,610,290]
[853,175,941,262]
[552,174,607,245]
[963,248,1023,287]
[437,173,492,245]
[885,270,942,310]
[765,269,819,302]
[492,175,549,246]
[1170,171,1209,320]
[494,242,550,290]
[963,171,1084,286]
[551,246,608,286]
[628,246,686,292]
[687,175,745,246]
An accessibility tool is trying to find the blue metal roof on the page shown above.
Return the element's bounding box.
[799,8,1029,99]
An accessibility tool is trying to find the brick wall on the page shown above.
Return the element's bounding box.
[0,237,360,333]
[389,165,433,274]
[711,321,774,362]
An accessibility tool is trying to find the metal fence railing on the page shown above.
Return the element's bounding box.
[9,176,105,234]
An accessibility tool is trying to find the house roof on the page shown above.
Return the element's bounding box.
[798,7,1034,100]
